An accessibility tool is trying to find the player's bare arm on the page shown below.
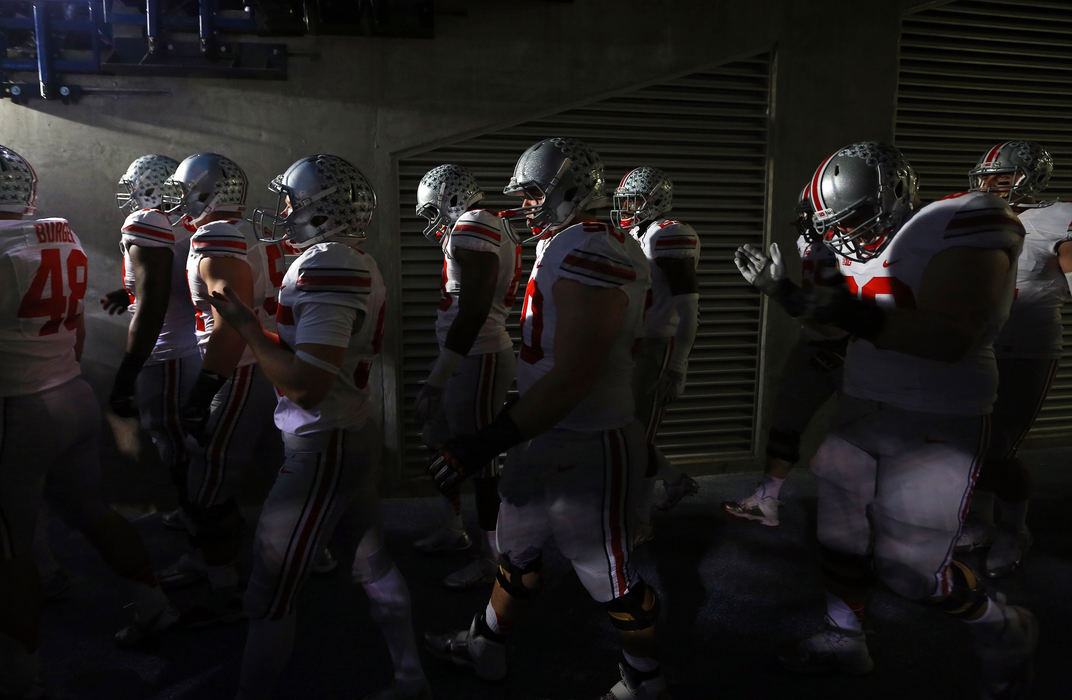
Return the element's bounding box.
[198,255,255,375]
[507,278,628,436]
[444,247,500,355]
[207,285,349,409]
[873,246,1014,361]
[125,244,173,357]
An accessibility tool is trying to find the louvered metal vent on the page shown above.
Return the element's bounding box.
[396,54,773,478]
[895,0,1072,439]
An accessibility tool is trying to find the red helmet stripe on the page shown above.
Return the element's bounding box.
[618,168,637,190]
[809,152,837,211]
[984,142,1008,166]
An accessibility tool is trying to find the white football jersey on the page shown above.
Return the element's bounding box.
[436,209,522,355]
[186,218,287,368]
[993,201,1072,359]
[272,241,387,435]
[519,220,650,431]
[839,191,1024,415]
[120,209,198,362]
[629,218,699,338]
[0,218,86,397]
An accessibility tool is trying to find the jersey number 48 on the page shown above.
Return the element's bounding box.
[17,248,88,336]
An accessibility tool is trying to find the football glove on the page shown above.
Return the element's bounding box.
[428,411,525,493]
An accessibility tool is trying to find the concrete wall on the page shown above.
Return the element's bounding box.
[0,0,933,504]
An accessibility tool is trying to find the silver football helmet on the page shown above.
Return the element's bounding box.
[116,154,179,212]
[503,137,604,235]
[255,154,376,250]
[968,141,1053,202]
[611,166,673,230]
[808,142,918,262]
[162,153,247,219]
[415,164,484,242]
[0,145,37,217]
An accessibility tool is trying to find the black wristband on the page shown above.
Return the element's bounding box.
[186,370,228,411]
[770,278,810,317]
[115,351,150,382]
[477,410,526,457]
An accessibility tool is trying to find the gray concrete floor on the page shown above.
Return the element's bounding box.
[36,446,1071,699]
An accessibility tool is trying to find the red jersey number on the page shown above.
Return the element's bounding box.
[519,277,545,363]
[17,248,88,336]
[846,275,916,309]
[503,245,523,309]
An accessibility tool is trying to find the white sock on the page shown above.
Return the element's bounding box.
[364,564,426,687]
[622,649,659,673]
[760,475,785,500]
[483,600,503,635]
[964,599,1003,627]
[825,592,863,632]
[237,615,297,700]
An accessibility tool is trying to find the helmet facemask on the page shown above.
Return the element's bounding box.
[611,167,673,230]
[116,155,178,213]
[968,141,1053,205]
[415,164,484,243]
[503,138,604,240]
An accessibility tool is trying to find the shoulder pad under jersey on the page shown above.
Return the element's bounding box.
[645,219,699,258]
[552,221,639,288]
[449,209,506,253]
[935,191,1024,245]
[292,242,375,310]
[122,209,176,248]
[190,220,249,258]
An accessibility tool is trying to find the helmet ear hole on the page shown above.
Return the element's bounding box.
[834,165,841,176]
[449,195,458,207]
[894,181,904,197]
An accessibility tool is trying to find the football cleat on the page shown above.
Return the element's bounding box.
[114,603,181,650]
[656,474,699,512]
[157,551,208,589]
[602,659,671,700]
[778,616,874,675]
[975,603,1038,700]
[424,613,507,681]
[311,546,339,576]
[985,527,1032,578]
[413,527,472,555]
[443,557,497,591]
[721,490,779,527]
[955,516,996,553]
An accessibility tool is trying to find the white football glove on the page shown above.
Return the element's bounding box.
[734,242,785,297]
[655,369,687,407]
[413,383,444,425]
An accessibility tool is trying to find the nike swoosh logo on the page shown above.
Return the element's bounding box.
[882,260,899,267]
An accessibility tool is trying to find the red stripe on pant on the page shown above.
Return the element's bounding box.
[476,353,497,478]
[163,359,186,467]
[197,365,253,506]
[645,339,673,443]
[268,431,342,620]
[938,414,991,597]
[604,429,629,597]
[1006,358,1059,459]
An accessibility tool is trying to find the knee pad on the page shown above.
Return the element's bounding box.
[820,546,875,603]
[932,560,988,618]
[605,581,659,631]
[186,498,243,548]
[765,427,801,464]
[474,476,501,532]
[496,551,541,599]
[351,546,393,584]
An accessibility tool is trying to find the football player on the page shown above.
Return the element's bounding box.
[611,167,700,523]
[156,153,287,615]
[957,141,1072,577]
[99,154,200,531]
[209,155,429,700]
[722,187,846,526]
[736,142,1037,699]
[0,145,176,698]
[424,138,666,700]
[412,164,521,590]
